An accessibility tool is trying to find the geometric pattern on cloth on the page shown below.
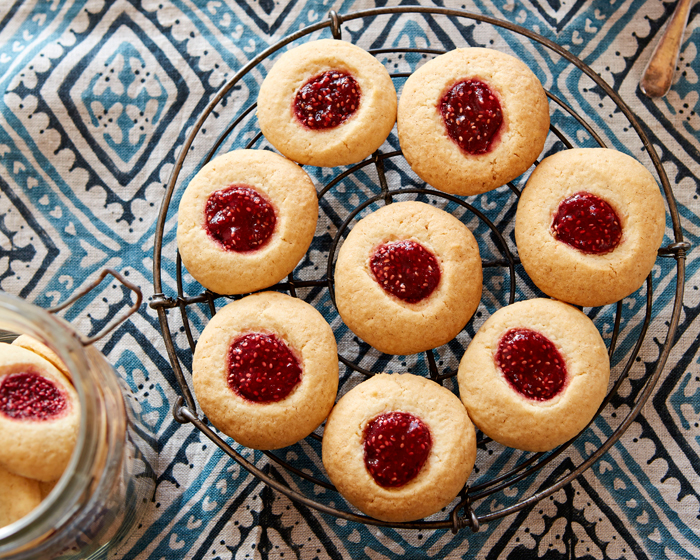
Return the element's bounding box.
[0,1,699,559]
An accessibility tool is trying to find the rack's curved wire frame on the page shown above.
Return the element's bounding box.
[151,7,688,533]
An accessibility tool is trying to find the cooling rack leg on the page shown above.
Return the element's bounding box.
[450,490,480,533]
[329,10,342,39]
[172,397,194,424]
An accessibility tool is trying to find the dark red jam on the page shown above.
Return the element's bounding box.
[363,411,432,488]
[495,328,567,401]
[369,240,441,304]
[227,332,302,403]
[439,79,503,155]
[551,192,622,255]
[0,372,67,421]
[293,71,361,130]
[205,185,276,253]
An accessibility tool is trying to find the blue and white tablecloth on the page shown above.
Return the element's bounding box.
[1,1,699,558]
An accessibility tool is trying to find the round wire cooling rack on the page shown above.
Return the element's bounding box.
[150,7,689,533]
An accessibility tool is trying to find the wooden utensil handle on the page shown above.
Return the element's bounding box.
[640,0,693,97]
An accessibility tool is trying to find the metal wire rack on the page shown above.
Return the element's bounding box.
[150,7,688,533]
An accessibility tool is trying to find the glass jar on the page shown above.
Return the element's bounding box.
[0,270,156,559]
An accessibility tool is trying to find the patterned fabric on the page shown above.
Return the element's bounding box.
[0,1,698,559]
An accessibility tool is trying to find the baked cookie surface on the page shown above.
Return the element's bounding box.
[457,298,610,452]
[177,149,318,295]
[12,334,73,383]
[515,148,666,307]
[334,201,482,355]
[0,465,42,528]
[192,292,338,450]
[257,39,397,167]
[322,373,476,522]
[0,343,80,482]
[397,47,549,196]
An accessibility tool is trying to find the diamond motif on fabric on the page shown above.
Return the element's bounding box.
[0,174,59,297]
[82,42,168,165]
[67,25,178,175]
[522,0,589,31]
[234,0,301,34]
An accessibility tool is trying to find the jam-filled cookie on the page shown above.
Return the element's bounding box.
[334,201,482,355]
[457,299,610,452]
[13,334,73,383]
[398,47,549,195]
[0,344,80,482]
[515,148,666,307]
[192,292,338,450]
[177,149,318,295]
[0,465,42,528]
[322,373,476,522]
[257,39,397,167]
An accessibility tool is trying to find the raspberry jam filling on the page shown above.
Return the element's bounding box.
[495,328,567,401]
[369,240,441,304]
[294,71,361,130]
[439,79,503,155]
[205,185,276,253]
[551,192,622,255]
[0,372,67,421]
[363,411,432,488]
[227,332,302,403]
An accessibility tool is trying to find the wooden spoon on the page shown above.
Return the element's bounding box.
[640,0,694,98]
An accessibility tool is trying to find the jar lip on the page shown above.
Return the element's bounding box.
[0,292,96,550]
